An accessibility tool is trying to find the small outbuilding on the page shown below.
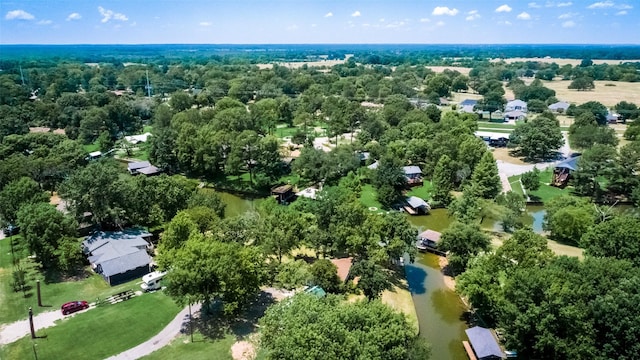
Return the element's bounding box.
[330,257,354,283]
[464,326,505,360]
[403,166,423,186]
[128,161,161,176]
[552,156,581,187]
[548,101,570,113]
[271,184,295,204]
[404,196,430,215]
[416,229,442,252]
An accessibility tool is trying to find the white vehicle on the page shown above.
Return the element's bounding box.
[141,271,167,291]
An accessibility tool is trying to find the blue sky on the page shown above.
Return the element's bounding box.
[1,0,638,44]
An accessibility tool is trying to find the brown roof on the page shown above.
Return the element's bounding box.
[271,185,293,194]
[330,257,353,282]
[418,230,442,243]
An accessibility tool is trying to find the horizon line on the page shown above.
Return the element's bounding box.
[2,42,640,46]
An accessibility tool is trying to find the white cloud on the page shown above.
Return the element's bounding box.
[529,2,542,8]
[66,12,81,21]
[557,2,573,6]
[351,11,361,17]
[562,20,576,27]
[498,20,513,25]
[616,10,628,15]
[432,6,459,16]
[385,21,406,28]
[466,11,481,21]
[436,21,445,26]
[517,12,532,19]
[558,12,577,18]
[495,4,513,12]
[587,1,614,9]
[324,12,333,18]
[37,20,52,25]
[286,24,298,31]
[199,22,212,27]
[617,4,633,9]
[419,18,430,23]
[98,6,128,23]
[5,9,35,20]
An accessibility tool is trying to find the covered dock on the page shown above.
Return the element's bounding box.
[404,196,430,215]
[464,326,505,360]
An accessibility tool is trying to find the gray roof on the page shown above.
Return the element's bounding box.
[403,166,422,175]
[504,110,526,118]
[417,229,442,243]
[97,250,151,277]
[367,161,379,170]
[460,99,478,106]
[548,101,570,110]
[128,161,151,171]
[465,327,505,359]
[83,230,152,277]
[137,165,160,175]
[506,99,527,107]
[407,196,429,209]
[555,156,581,171]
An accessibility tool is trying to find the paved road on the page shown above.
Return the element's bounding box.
[0,306,92,345]
[106,303,202,360]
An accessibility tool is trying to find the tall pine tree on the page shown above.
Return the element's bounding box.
[470,151,501,199]
[432,155,454,206]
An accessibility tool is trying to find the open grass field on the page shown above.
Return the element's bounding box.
[142,333,237,360]
[508,168,571,203]
[0,236,144,324]
[359,184,384,212]
[425,66,472,75]
[541,80,640,107]
[0,292,181,360]
[406,181,433,201]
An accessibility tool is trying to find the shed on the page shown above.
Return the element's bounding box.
[124,132,152,144]
[465,326,505,360]
[305,285,327,298]
[416,229,442,250]
[271,184,295,204]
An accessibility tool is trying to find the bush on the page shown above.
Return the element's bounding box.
[275,260,312,290]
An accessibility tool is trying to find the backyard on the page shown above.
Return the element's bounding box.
[507,168,569,203]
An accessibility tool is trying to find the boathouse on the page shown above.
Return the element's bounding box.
[464,326,505,360]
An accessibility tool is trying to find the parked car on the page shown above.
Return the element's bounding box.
[3,225,19,237]
[61,301,89,315]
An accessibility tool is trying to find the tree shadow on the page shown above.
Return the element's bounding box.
[403,264,427,295]
[194,290,277,342]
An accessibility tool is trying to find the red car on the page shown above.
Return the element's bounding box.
[61,301,89,315]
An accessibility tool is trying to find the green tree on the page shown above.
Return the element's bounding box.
[470,151,501,199]
[275,260,312,290]
[258,199,314,263]
[16,203,78,268]
[509,115,564,161]
[371,156,407,209]
[568,76,595,91]
[614,101,639,121]
[169,91,193,112]
[572,144,617,198]
[520,167,540,191]
[497,191,526,232]
[581,216,640,266]
[351,259,390,299]
[163,235,266,315]
[440,222,491,274]
[260,294,428,360]
[0,177,49,226]
[309,259,342,294]
[55,237,85,273]
[432,155,454,206]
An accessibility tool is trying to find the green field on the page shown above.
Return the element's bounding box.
[406,181,433,200]
[0,236,144,324]
[142,333,236,360]
[508,168,571,203]
[0,292,181,360]
[359,184,384,211]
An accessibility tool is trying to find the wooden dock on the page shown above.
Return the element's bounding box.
[462,341,477,360]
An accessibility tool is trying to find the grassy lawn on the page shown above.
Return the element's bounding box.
[142,333,236,360]
[406,181,433,200]
[359,184,383,211]
[82,143,100,153]
[0,292,181,360]
[143,125,153,133]
[0,236,145,324]
[382,270,419,336]
[477,122,516,129]
[274,125,299,139]
[508,169,571,203]
[475,128,513,134]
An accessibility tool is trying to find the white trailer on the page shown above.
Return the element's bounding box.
[141,271,167,291]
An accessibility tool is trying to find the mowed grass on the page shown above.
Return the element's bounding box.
[359,184,383,211]
[0,292,181,360]
[508,168,571,203]
[0,236,144,324]
[406,181,433,201]
[142,333,236,360]
[541,80,640,107]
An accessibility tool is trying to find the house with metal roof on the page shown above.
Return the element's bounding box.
[404,196,430,215]
[403,166,423,186]
[128,161,161,176]
[82,229,153,286]
[464,326,505,360]
[552,156,581,187]
[548,101,570,113]
[505,99,527,113]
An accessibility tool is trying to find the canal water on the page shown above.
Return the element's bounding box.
[211,190,590,360]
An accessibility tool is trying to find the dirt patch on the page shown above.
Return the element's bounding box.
[231,340,256,360]
[437,256,456,292]
[492,148,527,165]
[426,66,472,75]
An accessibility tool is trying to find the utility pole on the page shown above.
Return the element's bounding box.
[19,65,26,86]
[29,307,36,339]
[36,280,42,307]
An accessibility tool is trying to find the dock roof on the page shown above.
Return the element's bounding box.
[465,326,505,360]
